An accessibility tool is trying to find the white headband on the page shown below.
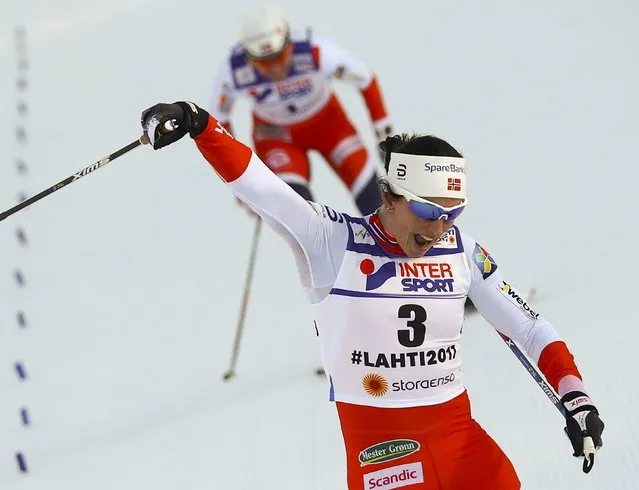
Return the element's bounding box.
[386,153,466,199]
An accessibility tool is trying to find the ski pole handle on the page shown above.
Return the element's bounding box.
[582,436,595,473]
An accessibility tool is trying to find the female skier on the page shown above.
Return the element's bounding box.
[140,101,604,489]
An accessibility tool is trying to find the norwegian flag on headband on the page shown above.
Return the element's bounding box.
[447,178,462,192]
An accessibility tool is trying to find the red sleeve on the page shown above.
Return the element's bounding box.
[537,340,582,392]
[193,116,252,183]
[312,45,320,67]
[361,76,388,123]
[221,121,234,137]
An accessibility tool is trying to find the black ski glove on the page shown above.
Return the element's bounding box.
[561,390,604,473]
[140,101,209,150]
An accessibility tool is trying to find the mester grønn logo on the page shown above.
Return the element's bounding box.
[359,439,421,466]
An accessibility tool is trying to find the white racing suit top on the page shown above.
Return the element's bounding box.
[193,117,586,408]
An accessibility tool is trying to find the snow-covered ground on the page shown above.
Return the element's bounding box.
[1,1,637,488]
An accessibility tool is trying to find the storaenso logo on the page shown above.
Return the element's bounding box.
[424,162,464,174]
[359,439,421,466]
[393,373,455,392]
[72,157,111,181]
[396,163,407,179]
[500,281,539,319]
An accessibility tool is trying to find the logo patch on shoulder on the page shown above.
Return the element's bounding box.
[472,243,497,279]
[217,90,232,113]
[292,53,314,72]
[353,224,375,245]
[235,65,256,85]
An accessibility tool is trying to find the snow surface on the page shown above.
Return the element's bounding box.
[1,0,638,488]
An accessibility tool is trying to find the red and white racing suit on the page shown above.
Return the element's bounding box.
[193,117,587,490]
[210,29,390,212]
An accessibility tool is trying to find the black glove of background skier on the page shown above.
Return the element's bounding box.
[141,101,209,150]
[561,390,604,473]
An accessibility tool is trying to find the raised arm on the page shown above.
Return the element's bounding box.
[315,36,393,141]
[141,101,348,301]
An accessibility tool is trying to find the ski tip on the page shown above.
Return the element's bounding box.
[222,370,235,381]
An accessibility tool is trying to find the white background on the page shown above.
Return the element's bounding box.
[1,1,637,488]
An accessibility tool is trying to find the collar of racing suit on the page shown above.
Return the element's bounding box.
[368,213,406,256]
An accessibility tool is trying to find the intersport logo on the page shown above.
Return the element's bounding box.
[360,258,454,292]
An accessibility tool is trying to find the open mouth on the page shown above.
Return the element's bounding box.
[413,233,435,248]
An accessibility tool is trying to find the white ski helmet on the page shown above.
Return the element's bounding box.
[240,6,290,60]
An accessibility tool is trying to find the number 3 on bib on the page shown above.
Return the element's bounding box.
[397,304,427,347]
